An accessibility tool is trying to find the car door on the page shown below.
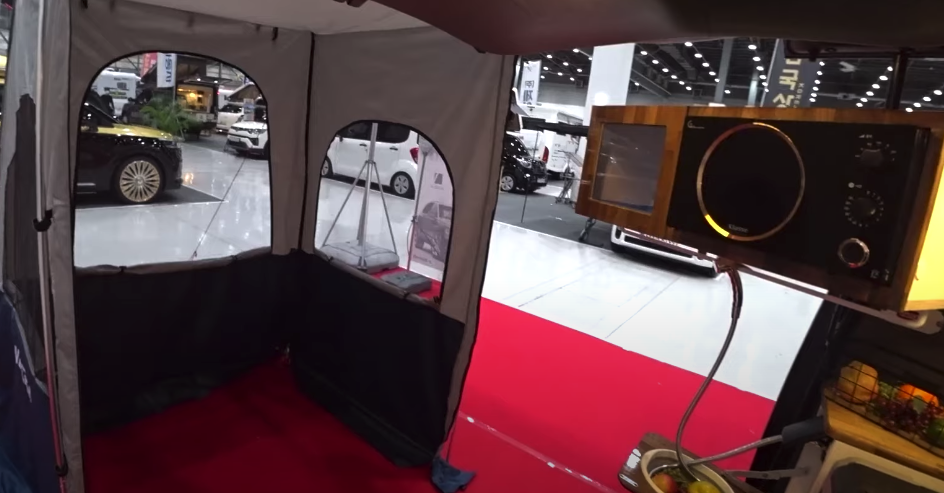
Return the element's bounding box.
[372,123,411,183]
[334,122,372,177]
[76,104,119,191]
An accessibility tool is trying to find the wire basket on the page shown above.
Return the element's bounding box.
[826,360,944,457]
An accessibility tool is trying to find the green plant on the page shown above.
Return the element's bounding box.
[139,96,189,137]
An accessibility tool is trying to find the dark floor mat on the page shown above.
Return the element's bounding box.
[75,186,221,209]
[494,192,611,248]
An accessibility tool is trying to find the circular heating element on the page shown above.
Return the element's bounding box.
[696,122,805,242]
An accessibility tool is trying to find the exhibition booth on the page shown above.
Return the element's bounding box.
[3,0,944,493]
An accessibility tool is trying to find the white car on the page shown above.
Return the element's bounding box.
[227,119,269,157]
[321,121,419,199]
[216,103,244,133]
[610,225,720,277]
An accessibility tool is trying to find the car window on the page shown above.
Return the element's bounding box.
[81,103,115,127]
[339,122,372,140]
[423,202,435,214]
[377,123,410,144]
[503,135,530,158]
[222,104,242,113]
[440,205,453,220]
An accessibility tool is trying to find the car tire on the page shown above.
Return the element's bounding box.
[263,142,270,160]
[321,158,333,178]
[390,172,415,199]
[113,156,164,204]
[499,174,516,193]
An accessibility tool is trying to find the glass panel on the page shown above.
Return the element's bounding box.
[591,123,666,214]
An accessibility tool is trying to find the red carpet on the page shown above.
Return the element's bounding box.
[84,299,774,493]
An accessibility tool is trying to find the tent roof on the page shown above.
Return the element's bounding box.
[132,0,944,55]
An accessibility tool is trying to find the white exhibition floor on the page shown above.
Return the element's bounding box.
[74,143,822,401]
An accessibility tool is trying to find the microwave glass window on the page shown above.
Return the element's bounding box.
[591,123,666,214]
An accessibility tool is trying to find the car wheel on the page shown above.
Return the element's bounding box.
[499,174,516,193]
[263,142,270,160]
[114,156,164,204]
[321,158,333,178]
[391,172,415,198]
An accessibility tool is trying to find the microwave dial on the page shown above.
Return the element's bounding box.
[844,189,885,227]
[856,135,896,168]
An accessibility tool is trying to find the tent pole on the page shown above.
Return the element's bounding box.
[406,148,430,272]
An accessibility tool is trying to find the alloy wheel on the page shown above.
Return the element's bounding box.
[119,160,162,203]
[322,160,331,176]
[393,174,411,195]
[500,175,515,192]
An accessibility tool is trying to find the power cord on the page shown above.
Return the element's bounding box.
[675,267,744,479]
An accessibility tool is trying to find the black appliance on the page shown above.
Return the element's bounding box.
[667,117,930,287]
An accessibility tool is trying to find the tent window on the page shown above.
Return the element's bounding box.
[72,53,272,267]
[315,121,453,299]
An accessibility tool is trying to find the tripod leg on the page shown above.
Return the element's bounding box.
[578,218,596,243]
[320,160,370,248]
[371,162,399,256]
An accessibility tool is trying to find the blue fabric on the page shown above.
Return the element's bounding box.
[0,293,58,493]
[430,455,475,493]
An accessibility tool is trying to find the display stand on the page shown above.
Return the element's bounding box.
[321,123,400,273]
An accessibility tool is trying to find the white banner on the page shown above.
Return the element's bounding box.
[409,136,453,278]
[518,60,541,107]
[156,53,177,88]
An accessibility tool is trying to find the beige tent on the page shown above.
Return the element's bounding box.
[2,0,944,492]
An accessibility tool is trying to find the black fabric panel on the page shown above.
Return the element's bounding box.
[74,254,298,433]
[291,255,464,467]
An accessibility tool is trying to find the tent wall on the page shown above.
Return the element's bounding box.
[302,27,514,433]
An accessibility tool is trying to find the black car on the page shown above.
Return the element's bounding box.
[76,100,183,204]
[500,134,548,193]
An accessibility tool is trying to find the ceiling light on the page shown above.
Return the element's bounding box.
[652,59,659,64]
[724,89,731,94]
[924,96,932,102]
[860,98,868,102]
[915,102,922,107]
[936,90,943,96]
[671,75,678,79]
[756,66,764,71]
[573,48,579,53]
[679,81,686,85]
[866,91,874,96]
[563,62,569,66]
[748,43,757,50]
[543,67,548,71]
[634,82,640,86]
[540,75,545,79]
[570,77,575,81]
[588,56,593,60]
[753,56,761,61]
[888,66,894,71]
[813,86,819,91]
[811,93,817,97]
[686,86,692,91]
[810,98,817,102]
[684,41,693,47]
[856,102,863,107]
[762,82,768,86]
[819,61,825,66]
[709,71,716,76]
[546,54,552,59]
[702,62,710,67]
[576,68,583,73]
[640,50,648,55]
[759,74,767,80]
[662,68,669,72]
[765,89,769,92]
[814,79,821,84]
[694,53,703,58]
[714,78,720,82]
[817,71,823,76]
[879,75,888,81]
[906,107,914,112]
[558,72,563,76]
[872,83,880,89]
[196,78,201,81]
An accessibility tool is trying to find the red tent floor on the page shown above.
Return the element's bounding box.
[84,299,775,493]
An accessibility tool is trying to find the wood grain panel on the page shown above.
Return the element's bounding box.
[576,105,944,311]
